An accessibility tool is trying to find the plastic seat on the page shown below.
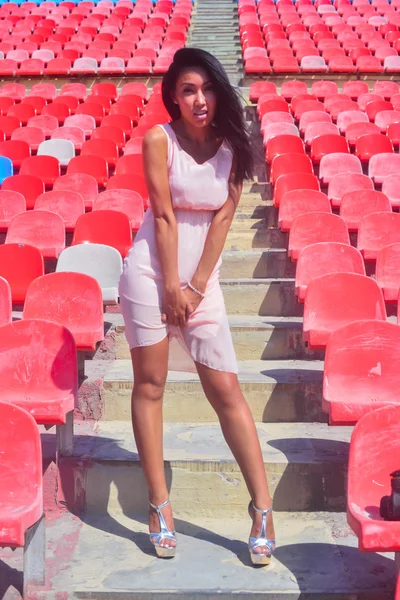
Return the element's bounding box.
[365,100,394,122]
[27,115,59,138]
[2,174,44,210]
[0,243,43,304]
[0,189,25,231]
[7,103,35,126]
[289,212,350,261]
[71,57,98,74]
[325,323,400,427]
[20,155,60,187]
[265,135,304,163]
[296,242,365,301]
[45,58,71,75]
[327,173,374,208]
[298,111,331,136]
[0,400,45,592]
[310,134,349,162]
[60,83,87,102]
[6,210,65,260]
[0,60,18,77]
[126,56,152,74]
[263,123,300,146]
[0,115,21,139]
[41,102,71,126]
[373,80,400,100]
[304,122,339,148]
[50,126,85,152]
[81,138,118,168]
[94,189,144,230]
[53,173,98,211]
[0,317,76,428]
[270,153,313,186]
[64,114,96,137]
[375,242,400,302]
[303,272,386,349]
[91,82,118,101]
[336,110,369,134]
[67,155,108,187]
[278,189,331,232]
[281,80,308,101]
[355,133,394,161]
[329,56,357,73]
[369,153,400,184]
[19,58,45,76]
[35,190,84,232]
[249,81,277,102]
[340,189,392,231]
[11,127,45,152]
[0,84,25,102]
[106,173,149,207]
[382,174,400,209]
[0,156,13,184]
[37,139,74,168]
[347,404,400,577]
[358,212,400,260]
[92,125,125,152]
[23,272,104,352]
[345,121,381,147]
[0,275,11,326]
[319,153,362,186]
[56,243,123,305]
[273,172,320,207]
[72,210,132,258]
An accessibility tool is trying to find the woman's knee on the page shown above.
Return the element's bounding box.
[198,368,243,411]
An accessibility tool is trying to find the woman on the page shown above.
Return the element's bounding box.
[119,47,275,565]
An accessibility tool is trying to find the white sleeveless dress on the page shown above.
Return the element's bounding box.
[119,122,238,374]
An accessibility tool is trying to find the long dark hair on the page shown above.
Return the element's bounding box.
[162,47,253,184]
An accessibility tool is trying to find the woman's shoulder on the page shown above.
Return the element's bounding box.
[143,125,169,151]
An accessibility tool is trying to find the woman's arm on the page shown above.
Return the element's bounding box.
[143,127,192,326]
[190,171,243,295]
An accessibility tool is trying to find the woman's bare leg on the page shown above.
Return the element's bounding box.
[130,338,175,548]
[196,362,275,554]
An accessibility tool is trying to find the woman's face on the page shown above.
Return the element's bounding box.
[173,66,217,129]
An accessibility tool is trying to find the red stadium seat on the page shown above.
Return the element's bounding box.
[295,242,365,301]
[310,133,349,162]
[281,80,308,101]
[278,189,331,232]
[369,153,400,184]
[72,209,132,257]
[53,173,98,211]
[0,60,18,77]
[106,173,149,207]
[7,103,35,126]
[345,121,381,148]
[365,100,394,121]
[358,212,400,260]
[6,210,65,260]
[81,138,118,168]
[270,152,313,185]
[92,125,125,152]
[0,83,26,102]
[347,404,400,578]
[304,122,339,147]
[265,135,305,163]
[0,243,43,303]
[303,272,386,349]
[0,276,11,326]
[23,272,104,352]
[324,323,400,425]
[92,82,118,101]
[101,114,133,139]
[27,115,59,138]
[51,126,86,152]
[64,114,96,137]
[67,155,108,187]
[319,153,362,185]
[373,80,400,99]
[311,80,339,100]
[0,318,77,425]
[382,174,400,209]
[126,56,152,74]
[374,110,400,133]
[42,102,71,125]
[340,189,392,231]
[289,212,351,261]
[249,81,277,102]
[60,83,87,102]
[35,190,85,232]
[0,115,21,140]
[94,189,144,230]
[20,155,60,187]
[0,190,25,231]
[0,401,44,590]
[376,243,400,302]
[355,133,394,161]
[2,174,44,210]
[45,58,71,75]
[274,172,320,207]
[299,110,331,135]
[115,153,143,177]
[0,140,30,169]
[11,127,45,152]
[19,58,45,76]
[336,110,368,134]
[327,172,374,208]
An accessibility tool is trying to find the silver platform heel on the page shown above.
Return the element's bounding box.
[149,499,176,558]
[248,502,275,566]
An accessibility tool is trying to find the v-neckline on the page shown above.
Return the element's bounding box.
[167,123,224,166]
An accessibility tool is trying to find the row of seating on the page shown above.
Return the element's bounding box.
[240,0,400,72]
[0,0,191,74]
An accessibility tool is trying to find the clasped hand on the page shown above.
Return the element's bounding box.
[161,285,203,327]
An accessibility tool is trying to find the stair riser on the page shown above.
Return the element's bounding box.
[114,326,320,362]
[221,251,295,279]
[222,281,302,317]
[225,230,287,251]
[60,458,346,516]
[100,379,324,423]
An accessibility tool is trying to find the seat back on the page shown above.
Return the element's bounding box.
[0,275,12,326]
[72,209,132,257]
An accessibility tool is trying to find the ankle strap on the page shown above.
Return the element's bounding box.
[149,498,170,511]
[252,502,272,516]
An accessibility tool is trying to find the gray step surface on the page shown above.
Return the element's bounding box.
[96,358,325,423]
[62,420,351,513]
[47,512,395,600]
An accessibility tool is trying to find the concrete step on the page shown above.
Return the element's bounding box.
[31,511,394,599]
[220,250,295,279]
[220,279,300,316]
[112,315,322,362]
[96,358,324,423]
[225,229,287,251]
[64,420,350,513]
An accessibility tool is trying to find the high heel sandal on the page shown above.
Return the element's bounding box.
[149,499,176,559]
[248,502,275,566]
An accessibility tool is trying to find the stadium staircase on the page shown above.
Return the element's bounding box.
[0,0,398,598]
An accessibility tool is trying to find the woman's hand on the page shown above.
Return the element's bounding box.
[162,285,193,327]
[183,286,203,315]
